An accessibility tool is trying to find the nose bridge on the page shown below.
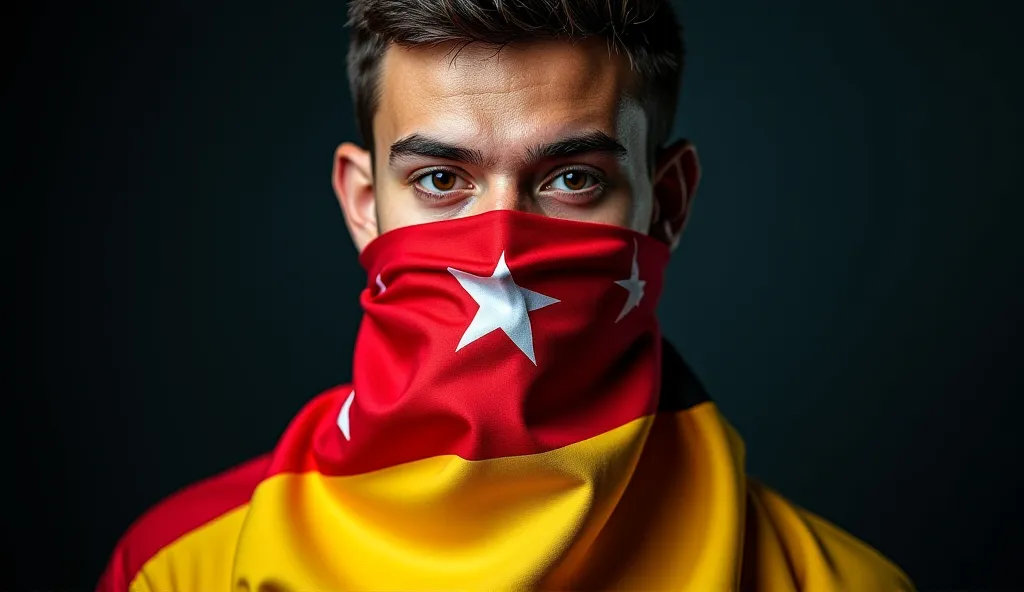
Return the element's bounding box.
[488,177,536,214]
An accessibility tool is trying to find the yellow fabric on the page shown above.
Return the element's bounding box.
[558,401,749,590]
[126,402,913,591]
[232,414,655,590]
[126,505,249,592]
[744,480,915,591]
[230,402,912,590]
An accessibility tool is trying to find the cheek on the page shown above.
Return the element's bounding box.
[625,173,654,234]
[563,190,640,231]
[630,191,654,235]
[588,176,652,233]
[375,185,423,234]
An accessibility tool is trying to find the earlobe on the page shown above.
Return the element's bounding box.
[332,142,378,253]
[650,139,701,250]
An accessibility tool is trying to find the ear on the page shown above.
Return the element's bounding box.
[649,139,701,250]
[332,142,377,253]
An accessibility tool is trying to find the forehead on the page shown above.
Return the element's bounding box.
[373,38,646,164]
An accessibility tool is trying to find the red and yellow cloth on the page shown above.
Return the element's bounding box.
[99,211,913,591]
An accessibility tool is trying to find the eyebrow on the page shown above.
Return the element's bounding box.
[388,131,628,168]
[389,134,486,167]
[525,131,628,162]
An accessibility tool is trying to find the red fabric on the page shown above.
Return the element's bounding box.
[96,454,271,592]
[266,210,671,478]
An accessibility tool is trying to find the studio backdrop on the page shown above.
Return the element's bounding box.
[10,0,1022,588]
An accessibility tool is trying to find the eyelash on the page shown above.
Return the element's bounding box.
[410,166,608,202]
[542,167,607,200]
[412,166,472,200]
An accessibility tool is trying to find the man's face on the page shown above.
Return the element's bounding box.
[334,38,699,252]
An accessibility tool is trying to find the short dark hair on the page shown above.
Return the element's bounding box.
[345,0,685,169]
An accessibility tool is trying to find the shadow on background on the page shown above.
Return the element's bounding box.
[9,0,1023,588]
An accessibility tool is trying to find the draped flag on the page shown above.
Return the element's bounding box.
[99,210,913,591]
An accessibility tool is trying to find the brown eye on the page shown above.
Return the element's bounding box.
[431,171,455,190]
[549,170,597,192]
[563,171,587,190]
[415,170,455,192]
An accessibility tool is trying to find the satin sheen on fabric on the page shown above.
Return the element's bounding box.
[272,210,671,478]
[98,211,915,591]
[238,210,671,587]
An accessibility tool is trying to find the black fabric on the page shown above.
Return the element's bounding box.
[658,337,712,412]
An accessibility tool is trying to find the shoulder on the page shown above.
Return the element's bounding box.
[97,454,271,592]
[744,479,915,591]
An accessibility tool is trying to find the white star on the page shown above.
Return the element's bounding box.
[337,390,355,441]
[615,239,646,322]
[375,273,386,295]
[447,251,559,365]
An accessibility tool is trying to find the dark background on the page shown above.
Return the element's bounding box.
[9,0,1022,589]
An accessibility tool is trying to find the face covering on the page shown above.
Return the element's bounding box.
[232,209,745,590]
[99,208,915,591]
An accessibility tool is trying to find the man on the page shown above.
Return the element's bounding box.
[99,0,914,590]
